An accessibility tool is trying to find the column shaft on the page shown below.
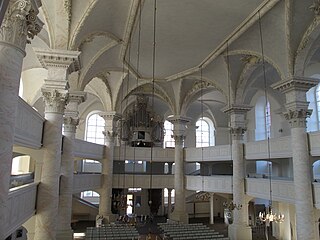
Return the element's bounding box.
[173,137,186,216]
[168,116,189,223]
[224,105,252,240]
[99,112,120,223]
[57,92,86,239]
[35,109,65,239]
[292,127,315,239]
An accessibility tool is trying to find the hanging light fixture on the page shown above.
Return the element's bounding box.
[222,42,242,213]
[257,11,284,240]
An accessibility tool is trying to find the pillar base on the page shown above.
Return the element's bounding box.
[228,224,252,240]
[170,211,189,224]
[56,229,74,240]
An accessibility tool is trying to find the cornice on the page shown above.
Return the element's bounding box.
[271,76,319,93]
[34,47,81,72]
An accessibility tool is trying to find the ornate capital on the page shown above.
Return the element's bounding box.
[103,130,116,143]
[172,134,186,145]
[283,109,312,128]
[63,116,79,133]
[0,0,43,50]
[230,127,246,140]
[42,88,68,114]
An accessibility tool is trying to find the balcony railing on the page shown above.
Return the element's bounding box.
[4,182,38,239]
[246,177,295,203]
[73,173,102,193]
[186,175,232,193]
[185,145,231,162]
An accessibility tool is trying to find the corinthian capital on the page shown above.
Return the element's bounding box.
[63,116,79,133]
[283,109,312,128]
[230,127,246,140]
[42,88,68,114]
[0,0,43,50]
[172,134,186,146]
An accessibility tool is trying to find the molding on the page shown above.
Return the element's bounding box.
[34,48,81,72]
[271,75,319,93]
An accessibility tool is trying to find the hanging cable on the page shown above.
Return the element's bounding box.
[258,11,284,229]
[200,67,205,193]
[258,10,272,210]
[149,0,157,211]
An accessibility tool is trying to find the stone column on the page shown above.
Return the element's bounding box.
[56,91,86,239]
[99,112,120,223]
[167,188,172,218]
[0,1,41,238]
[34,49,80,240]
[224,104,252,240]
[168,116,189,223]
[272,76,319,240]
[210,193,214,225]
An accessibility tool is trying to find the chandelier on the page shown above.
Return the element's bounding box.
[259,208,285,223]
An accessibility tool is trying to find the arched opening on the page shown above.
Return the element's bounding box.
[163,120,175,148]
[196,117,215,147]
[255,96,271,140]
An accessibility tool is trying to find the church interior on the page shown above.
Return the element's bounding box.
[1,0,320,239]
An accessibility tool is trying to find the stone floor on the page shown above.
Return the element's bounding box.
[73,216,277,240]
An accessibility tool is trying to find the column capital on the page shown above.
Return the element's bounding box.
[167,115,191,125]
[67,91,87,104]
[167,115,190,139]
[101,112,121,145]
[63,116,79,133]
[272,76,319,111]
[172,135,186,145]
[283,109,312,128]
[34,48,81,73]
[65,91,86,117]
[100,111,121,121]
[0,0,43,51]
[223,104,252,130]
[41,88,68,114]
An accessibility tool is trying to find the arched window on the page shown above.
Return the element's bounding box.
[196,117,215,147]
[255,96,271,140]
[84,113,105,163]
[164,162,169,174]
[86,113,105,145]
[164,120,175,148]
[307,83,320,132]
